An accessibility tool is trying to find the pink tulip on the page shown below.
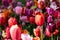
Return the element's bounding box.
[8,17,17,27]
[5,27,10,38]
[15,6,22,15]
[10,24,21,40]
[46,7,54,15]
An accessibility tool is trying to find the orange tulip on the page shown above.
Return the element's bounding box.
[35,12,44,26]
[3,9,12,17]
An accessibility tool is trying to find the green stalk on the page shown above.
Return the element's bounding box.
[51,34,53,40]
[40,26,43,40]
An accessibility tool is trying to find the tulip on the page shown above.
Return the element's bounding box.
[29,16,35,24]
[56,20,60,29]
[53,29,59,35]
[25,8,33,16]
[26,1,33,9]
[0,13,6,25]
[8,17,17,27]
[2,30,6,38]
[50,2,59,10]
[20,16,29,23]
[53,10,58,18]
[35,12,44,26]
[47,15,53,23]
[33,26,40,37]
[3,9,12,17]
[8,0,12,3]
[45,27,52,37]
[10,24,21,40]
[37,1,45,9]
[46,7,54,15]
[21,30,33,40]
[5,27,10,38]
[15,6,22,15]
[47,23,55,33]
[17,2,23,6]
[2,0,9,7]
[11,2,17,8]
[33,37,40,40]
[34,0,38,6]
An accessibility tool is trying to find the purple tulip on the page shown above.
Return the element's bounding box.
[20,16,29,23]
[46,7,54,15]
[47,15,53,23]
[47,23,55,33]
[26,1,33,8]
[11,2,17,8]
[25,8,33,16]
[17,2,23,6]
[2,0,9,7]
[26,0,32,2]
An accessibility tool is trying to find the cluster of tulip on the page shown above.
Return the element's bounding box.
[0,0,60,40]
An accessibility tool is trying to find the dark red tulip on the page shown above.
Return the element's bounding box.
[47,23,56,33]
[56,20,60,29]
[8,0,12,3]
[53,10,58,18]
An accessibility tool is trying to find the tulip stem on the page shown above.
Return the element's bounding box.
[51,34,53,40]
[40,26,43,40]
[57,35,58,40]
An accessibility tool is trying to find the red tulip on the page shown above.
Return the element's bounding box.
[33,37,40,40]
[53,10,58,18]
[33,26,40,37]
[53,29,59,35]
[0,14,6,25]
[29,16,35,24]
[56,20,60,29]
[45,27,52,37]
[5,27,10,38]
[8,17,17,27]
[35,12,44,26]
[10,24,21,40]
[37,1,45,9]
[8,0,12,3]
